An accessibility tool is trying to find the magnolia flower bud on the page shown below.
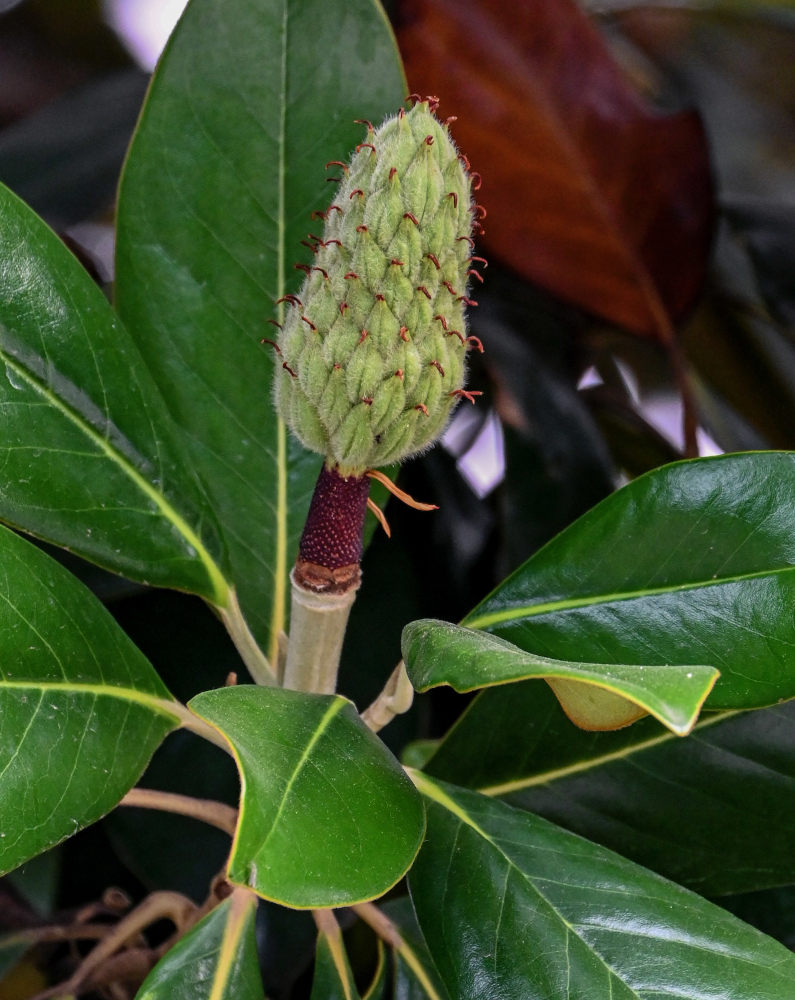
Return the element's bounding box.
[272,97,482,477]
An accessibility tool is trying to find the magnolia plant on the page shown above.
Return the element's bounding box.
[0,1,793,998]
[270,95,484,697]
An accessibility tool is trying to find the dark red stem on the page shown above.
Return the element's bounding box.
[294,464,370,593]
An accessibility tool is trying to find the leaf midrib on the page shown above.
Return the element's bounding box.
[245,697,345,859]
[0,678,180,720]
[477,710,739,797]
[208,891,256,1000]
[464,563,795,631]
[268,0,291,668]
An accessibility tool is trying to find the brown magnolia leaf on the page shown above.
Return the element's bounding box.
[395,0,714,341]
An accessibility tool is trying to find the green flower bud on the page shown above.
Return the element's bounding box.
[272,97,483,477]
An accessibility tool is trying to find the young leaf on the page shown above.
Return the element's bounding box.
[409,773,795,1000]
[188,686,425,908]
[464,452,795,713]
[0,182,226,604]
[0,524,180,877]
[115,0,406,665]
[136,890,264,999]
[403,619,718,734]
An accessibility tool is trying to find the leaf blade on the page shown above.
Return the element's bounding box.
[0,182,226,603]
[115,0,406,662]
[136,890,264,1000]
[311,919,362,1000]
[423,679,795,895]
[188,686,425,908]
[403,618,718,734]
[409,773,795,1000]
[463,452,795,713]
[0,525,179,876]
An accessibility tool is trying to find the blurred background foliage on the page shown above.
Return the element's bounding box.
[0,0,793,996]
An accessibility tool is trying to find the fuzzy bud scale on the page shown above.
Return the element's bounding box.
[273,101,477,477]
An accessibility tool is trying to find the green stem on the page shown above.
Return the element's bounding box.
[219,589,277,686]
[282,571,359,693]
[169,701,234,754]
[361,660,414,731]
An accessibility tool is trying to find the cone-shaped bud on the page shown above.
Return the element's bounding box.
[273,99,480,477]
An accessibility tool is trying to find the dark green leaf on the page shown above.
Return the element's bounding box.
[5,848,60,916]
[311,920,362,1000]
[424,682,795,895]
[581,383,683,478]
[136,890,264,999]
[464,452,795,713]
[115,0,406,666]
[721,884,795,952]
[725,198,795,331]
[0,69,148,228]
[380,897,450,1000]
[424,679,678,791]
[403,619,717,734]
[409,773,795,1000]
[362,940,387,1000]
[505,699,795,897]
[188,686,425,907]
[0,524,179,876]
[0,182,226,603]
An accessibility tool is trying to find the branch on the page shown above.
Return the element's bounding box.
[219,588,277,686]
[352,902,403,949]
[119,788,238,836]
[166,700,233,753]
[353,902,444,998]
[30,891,196,1000]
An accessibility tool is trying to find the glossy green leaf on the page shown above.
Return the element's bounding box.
[115,0,406,665]
[424,683,795,895]
[403,619,717,735]
[380,898,450,1000]
[0,524,179,876]
[722,884,795,952]
[506,700,795,896]
[0,182,226,603]
[311,921,362,1000]
[136,890,264,1000]
[464,452,795,713]
[409,773,795,1000]
[189,686,425,908]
